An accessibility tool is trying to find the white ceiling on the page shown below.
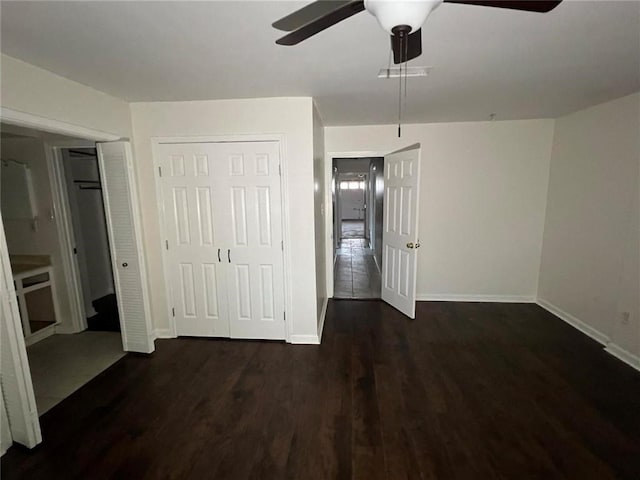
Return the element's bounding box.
[1,1,639,125]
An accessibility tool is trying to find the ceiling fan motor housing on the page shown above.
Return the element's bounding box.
[364,0,443,34]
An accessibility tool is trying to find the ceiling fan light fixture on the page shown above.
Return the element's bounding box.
[364,0,443,34]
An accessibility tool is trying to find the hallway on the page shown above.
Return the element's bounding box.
[334,221,381,299]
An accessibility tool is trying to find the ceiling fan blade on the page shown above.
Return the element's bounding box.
[391,29,422,64]
[275,0,365,46]
[273,1,355,31]
[443,0,562,13]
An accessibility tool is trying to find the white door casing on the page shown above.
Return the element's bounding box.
[1,382,13,455]
[97,142,155,353]
[157,141,286,340]
[381,144,421,319]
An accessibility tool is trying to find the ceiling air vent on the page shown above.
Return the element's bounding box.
[378,66,431,79]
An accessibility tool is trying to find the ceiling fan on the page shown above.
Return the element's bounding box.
[273,1,563,64]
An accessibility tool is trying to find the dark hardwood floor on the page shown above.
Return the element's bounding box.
[3,301,640,479]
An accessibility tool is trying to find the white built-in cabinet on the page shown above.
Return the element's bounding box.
[156,141,285,340]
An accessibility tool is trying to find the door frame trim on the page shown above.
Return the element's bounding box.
[151,134,292,342]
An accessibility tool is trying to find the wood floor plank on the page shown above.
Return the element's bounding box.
[2,301,639,479]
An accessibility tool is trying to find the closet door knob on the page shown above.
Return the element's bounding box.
[122,262,128,268]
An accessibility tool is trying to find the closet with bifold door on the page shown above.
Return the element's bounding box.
[157,141,285,340]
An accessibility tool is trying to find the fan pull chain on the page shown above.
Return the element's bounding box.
[398,31,406,138]
[398,56,402,138]
[403,31,409,135]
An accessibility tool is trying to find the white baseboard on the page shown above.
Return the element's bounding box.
[536,299,639,372]
[605,343,640,371]
[54,323,82,334]
[317,297,328,343]
[290,334,320,345]
[25,324,57,346]
[536,298,610,346]
[416,294,535,303]
[153,328,175,339]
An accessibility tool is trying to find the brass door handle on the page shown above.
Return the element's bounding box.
[406,242,414,249]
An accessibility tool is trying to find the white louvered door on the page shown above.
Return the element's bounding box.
[381,144,422,319]
[98,142,154,353]
[157,141,285,340]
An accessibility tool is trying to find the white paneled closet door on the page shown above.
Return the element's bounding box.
[159,143,229,337]
[214,142,286,340]
[158,141,285,340]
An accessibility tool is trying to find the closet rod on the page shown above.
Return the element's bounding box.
[68,149,97,158]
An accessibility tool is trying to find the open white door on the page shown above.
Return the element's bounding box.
[381,144,421,318]
[0,211,41,449]
[97,142,154,353]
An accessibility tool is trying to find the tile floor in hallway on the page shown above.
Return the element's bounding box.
[334,222,381,299]
[26,331,126,415]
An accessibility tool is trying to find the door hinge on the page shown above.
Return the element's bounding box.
[165,240,169,250]
[283,311,286,321]
[278,164,282,176]
[281,240,284,251]
[172,307,175,317]
[158,166,162,177]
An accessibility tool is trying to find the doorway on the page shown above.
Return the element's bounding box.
[1,109,154,451]
[332,157,384,299]
[60,147,120,332]
[0,125,126,416]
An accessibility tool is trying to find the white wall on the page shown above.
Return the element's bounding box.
[1,54,131,138]
[326,119,555,301]
[339,187,366,220]
[538,93,640,362]
[0,138,74,328]
[130,98,320,341]
[313,103,327,332]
